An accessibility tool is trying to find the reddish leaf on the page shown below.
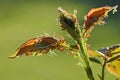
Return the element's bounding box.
[9,36,66,59]
[83,5,118,38]
[58,7,80,40]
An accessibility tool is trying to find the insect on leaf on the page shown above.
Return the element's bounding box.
[88,49,104,57]
[106,59,120,77]
[97,44,120,57]
[95,44,120,77]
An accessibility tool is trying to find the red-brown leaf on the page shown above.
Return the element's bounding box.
[83,5,118,38]
[9,36,66,59]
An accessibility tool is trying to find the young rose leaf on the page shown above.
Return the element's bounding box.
[89,57,101,64]
[58,7,77,30]
[83,5,118,38]
[58,7,80,40]
[9,36,66,59]
[9,38,40,58]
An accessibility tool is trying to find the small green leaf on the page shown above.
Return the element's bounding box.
[89,57,101,64]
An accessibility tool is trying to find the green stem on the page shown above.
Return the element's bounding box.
[77,38,94,80]
[101,57,107,80]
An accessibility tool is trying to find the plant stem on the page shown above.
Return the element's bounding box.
[101,57,107,80]
[77,38,95,80]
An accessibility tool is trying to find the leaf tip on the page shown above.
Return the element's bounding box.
[8,53,18,59]
[112,5,118,14]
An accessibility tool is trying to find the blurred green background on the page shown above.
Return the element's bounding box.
[0,0,120,80]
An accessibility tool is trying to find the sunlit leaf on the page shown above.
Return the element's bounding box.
[9,38,40,58]
[9,36,66,59]
[83,5,118,38]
